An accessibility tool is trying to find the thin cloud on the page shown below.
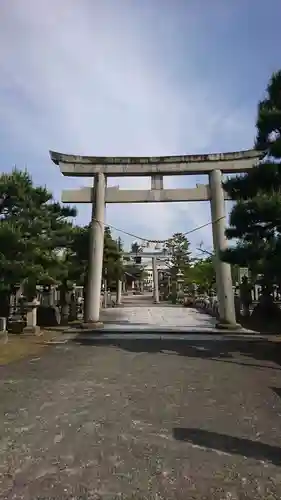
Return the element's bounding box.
[0,0,259,249]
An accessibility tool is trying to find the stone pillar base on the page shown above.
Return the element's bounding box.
[81,321,104,330]
[216,321,241,331]
[23,325,42,336]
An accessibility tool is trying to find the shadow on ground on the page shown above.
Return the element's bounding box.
[73,337,281,370]
[172,427,281,466]
[271,386,281,399]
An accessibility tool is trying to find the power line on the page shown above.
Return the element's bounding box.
[195,247,213,257]
[92,215,225,245]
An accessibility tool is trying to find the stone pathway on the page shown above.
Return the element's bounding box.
[102,305,216,330]
[95,305,257,336]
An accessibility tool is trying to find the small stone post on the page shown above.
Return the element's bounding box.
[23,298,41,335]
[0,317,7,344]
[0,317,7,332]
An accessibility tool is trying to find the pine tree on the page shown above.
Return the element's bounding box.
[0,169,76,295]
[164,232,192,279]
[131,241,143,264]
[187,257,216,293]
[222,70,281,284]
[103,227,123,287]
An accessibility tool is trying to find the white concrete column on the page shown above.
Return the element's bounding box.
[209,169,237,327]
[116,280,122,305]
[152,257,160,303]
[85,173,106,323]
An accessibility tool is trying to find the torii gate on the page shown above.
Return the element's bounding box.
[122,250,169,304]
[50,149,261,329]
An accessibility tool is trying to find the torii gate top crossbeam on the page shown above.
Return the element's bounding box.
[50,149,262,177]
[123,252,169,259]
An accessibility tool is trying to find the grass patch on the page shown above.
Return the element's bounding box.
[0,330,63,365]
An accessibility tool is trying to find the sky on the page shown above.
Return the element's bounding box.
[0,0,280,255]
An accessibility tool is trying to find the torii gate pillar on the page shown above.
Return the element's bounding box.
[84,172,105,326]
[209,169,238,329]
[116,280,122,305]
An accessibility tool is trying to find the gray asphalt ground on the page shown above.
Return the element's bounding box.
[1,333,281,499]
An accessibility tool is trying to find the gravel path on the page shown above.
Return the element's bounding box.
[1,337,281,499]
